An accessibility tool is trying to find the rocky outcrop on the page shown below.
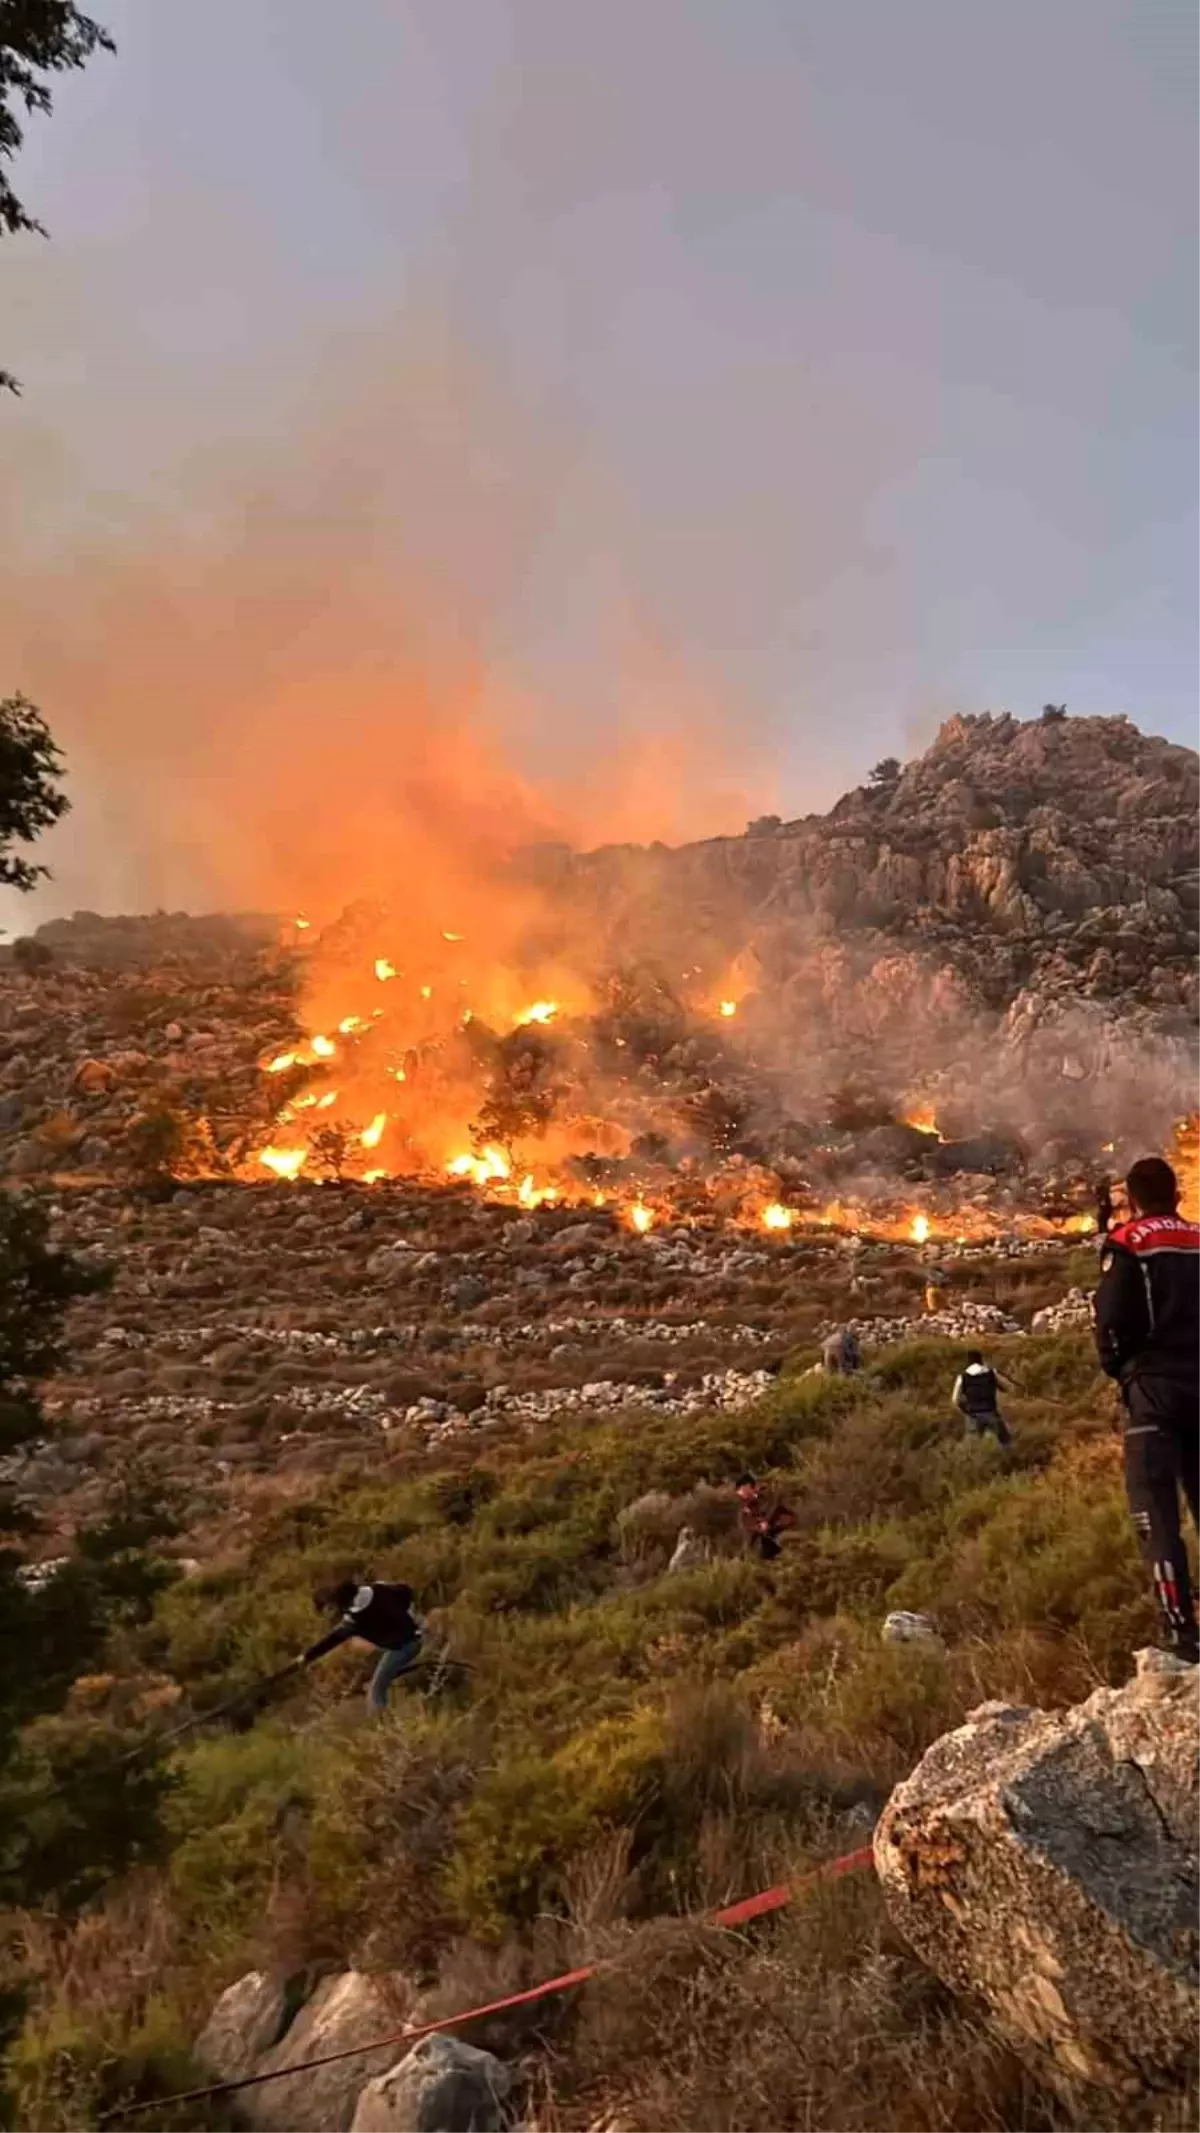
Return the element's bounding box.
[201,1971,424,2133]
[194,1970,291,2087]
[534,710,1198,1137]
[350,2034,512,2133]
[874,1658,1199,2100]
[191,1974,512,2133]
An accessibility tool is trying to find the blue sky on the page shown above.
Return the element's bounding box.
[2,0,1196,914]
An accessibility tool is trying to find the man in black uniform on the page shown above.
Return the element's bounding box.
[952,1351,1014,1445]
[1093,1156,1199,1663]
[303,1578,423,1713]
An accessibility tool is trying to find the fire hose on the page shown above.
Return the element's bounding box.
[22,1658,308,1810]
[98,1841,878,2122]
[23,1644,470,1812]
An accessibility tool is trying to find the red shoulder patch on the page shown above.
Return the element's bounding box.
[1116,1215,1200,1255]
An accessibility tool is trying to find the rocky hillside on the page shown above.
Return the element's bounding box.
[558,709,1198,1020]
[529,711,1198,1138]
[0,710,1194,1193]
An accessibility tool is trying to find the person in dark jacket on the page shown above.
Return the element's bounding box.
[952,1351,1014,1445]
[303,1579,424,1713]
[736,1474,796,1561]
[1093,1155,1199,1663]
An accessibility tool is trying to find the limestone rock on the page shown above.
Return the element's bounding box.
[881,1611,941,1645]
[243,1971,420,2131]
[874,1665,1199,2097]
[350,2033,512,2133]
[666,1526,709,1573]
[73,1058,117,1096]
[194,1970,290,2086]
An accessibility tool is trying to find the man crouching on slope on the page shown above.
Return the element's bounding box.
[303,1578,424,1713]
[1093,1156,1199,1665]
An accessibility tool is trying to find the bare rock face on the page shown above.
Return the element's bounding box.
[239,1972,422,2132]
[194,1970,290,2085]
[874,1662,1199,2099]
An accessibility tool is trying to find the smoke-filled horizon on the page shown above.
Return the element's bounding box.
[1,0,1195,931]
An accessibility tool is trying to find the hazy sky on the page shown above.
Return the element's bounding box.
[2,0,1196,919]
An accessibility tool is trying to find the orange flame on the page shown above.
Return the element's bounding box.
[514,1000,559,1026]
[259,1146,307,1181]
[910,1213,931,1243]
[718,1000,737,1019]
[374,958,397,982]
[629,1201,655,1233]
[360,1111,388,1150]
[265,1050,298,1074]
[448,1144,511,1187]
[761,1202,793,1231]
[311,1033,336,1059]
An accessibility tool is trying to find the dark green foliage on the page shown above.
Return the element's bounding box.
[0,1194,107,1453]
[0,698,68,889]
[10,935,52,972]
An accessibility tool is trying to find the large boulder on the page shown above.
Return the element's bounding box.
[350,2033,512,2132]
[240,1971,422,2131]
[194,1970,290,2086]
[874,1658,1199,2099]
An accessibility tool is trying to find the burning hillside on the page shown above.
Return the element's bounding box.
[248,918,1193,1241]
[4,710,1196,1238]
[234,710,1197,1237]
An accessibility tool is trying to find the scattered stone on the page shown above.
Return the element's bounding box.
[72,1058,118,1096]
[882,1611,941,1646]
[666,1526,710,1574]
[1031,1287,1093,1334]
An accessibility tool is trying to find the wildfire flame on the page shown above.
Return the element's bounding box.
[266,1050,298,1074]
[629,1201,655,1234]
[448,1145,511,1187]
[718,1000,737,1019]
[761,1202,793,1231]
[374,959,397,982]
[514,1000,559,1026]
[360,1111,387,1150]
[259,1145,307,1181]
[910,1213,931,1244]
[311,1033,336,1059]
[904,1103,940,1137]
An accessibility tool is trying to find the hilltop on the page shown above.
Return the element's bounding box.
[557,708,1198,1021]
